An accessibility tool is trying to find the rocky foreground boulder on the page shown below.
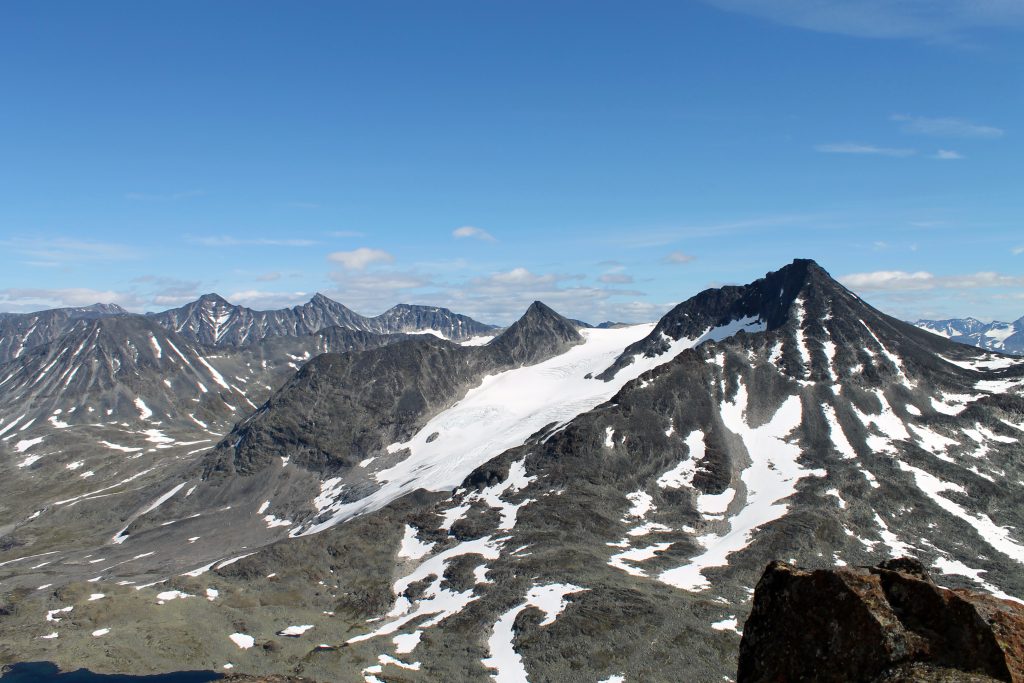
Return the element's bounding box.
[738,558,1024,682]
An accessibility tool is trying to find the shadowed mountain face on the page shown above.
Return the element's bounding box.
[148,293,497,347]
[487,301,582,366]
[916,316,1024,355]
[1,259,1022,683]
[196,299,581,478]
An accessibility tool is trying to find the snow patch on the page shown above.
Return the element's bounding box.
[482,584,586,683]
[659,383,823,592]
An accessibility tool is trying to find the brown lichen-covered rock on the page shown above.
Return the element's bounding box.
[224,675,319,682]
[737,558,1024,683]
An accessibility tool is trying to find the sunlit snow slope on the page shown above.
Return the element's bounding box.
[301,318,765,534]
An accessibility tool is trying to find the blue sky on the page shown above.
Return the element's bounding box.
[1,0,1021,324]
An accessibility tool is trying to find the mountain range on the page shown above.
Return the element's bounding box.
[0,293,498,365]
[915,316,1024,356]
[148,293,497,348]
[1,259,1022,683]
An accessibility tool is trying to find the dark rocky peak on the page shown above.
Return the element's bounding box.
[739,558,1024,683]
[488,301,583,366]
[598,258,832,378]
[599,258,970,382]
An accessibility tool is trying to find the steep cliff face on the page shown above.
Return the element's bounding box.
[738,558,1024,683]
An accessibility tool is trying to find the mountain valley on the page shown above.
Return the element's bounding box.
[1,260,1022,682]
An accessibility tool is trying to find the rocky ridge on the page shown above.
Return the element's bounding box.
[149,293,497,347]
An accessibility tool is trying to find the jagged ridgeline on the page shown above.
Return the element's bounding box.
[916,315,1024,355]
[148,293,498,347]
[1,259,1022,683]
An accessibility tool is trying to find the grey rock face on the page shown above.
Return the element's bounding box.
[487,301,583,366]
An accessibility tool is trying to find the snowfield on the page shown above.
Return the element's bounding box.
[302,319,761,534]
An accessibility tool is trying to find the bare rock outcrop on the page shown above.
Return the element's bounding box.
[738,558,1024,683]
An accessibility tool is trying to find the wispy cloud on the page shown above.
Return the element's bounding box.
[1013,246,1024,255]
[891,114,1004,138]
[327,247,395,270]
[329,230,365,238]
[324,262,658,324]
[663,251,695,264]
[2,237,142,265]
[189,235,318,247]
[452,226,496,242]
[0,287,143,312]
[598,273,635,284]
[841,270,1024,291]
[125,190,204,202]
[932,149,964,160]
[815,143,916,157]
[698,0,1024,40]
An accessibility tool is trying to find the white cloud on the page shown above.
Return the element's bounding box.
[490,267,558,285]
[327,247,395,270]
[815,143,916,157]
[598,273,635,284]
[325,263,660,325]
[663,251,695,264]
[892,114,1004,139]
[190,235,317,247]
[256,271,282,282]
[699,0,1024,39]
[0,288,143,312]
[932,149,964,160]
[841,270,1024,291]
[329,230,365,238]
[1013,246,1024,255]
[841,270,935,291]
[452,226,496,241]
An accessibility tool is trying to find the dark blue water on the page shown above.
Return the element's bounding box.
[0,662,223,682]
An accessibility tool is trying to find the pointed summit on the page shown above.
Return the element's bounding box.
[196,292,232,306]
[488,301,583,366]
[308,292,338,307]
[599,257,897,379]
